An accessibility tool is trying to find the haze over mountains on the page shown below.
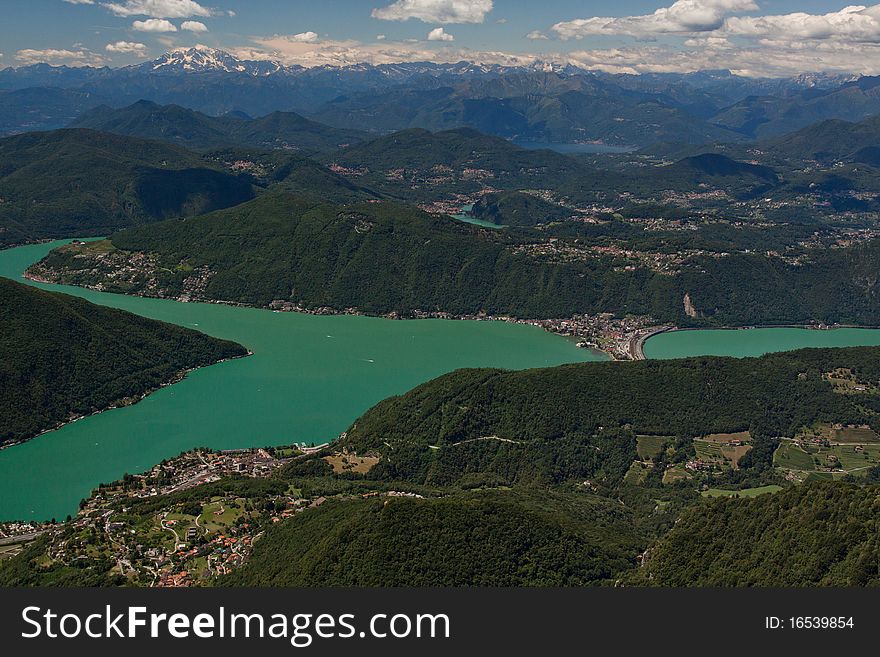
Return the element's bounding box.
[0,46,875,148]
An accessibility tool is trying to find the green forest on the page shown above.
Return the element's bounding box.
[0,129,254,246]
[0,277,247,445]
[3,346,880,587]
[635,482,880,586]
[32,191,880,327]
[225,490,644,587]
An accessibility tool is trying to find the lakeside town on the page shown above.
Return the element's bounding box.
[0,446,422,587]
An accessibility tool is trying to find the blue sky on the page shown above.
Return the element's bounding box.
[3,1,879,76]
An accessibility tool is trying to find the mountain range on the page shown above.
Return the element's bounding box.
[70,100,366,154]
[0,47,876,149]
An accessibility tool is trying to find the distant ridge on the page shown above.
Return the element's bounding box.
[70,100,367,153]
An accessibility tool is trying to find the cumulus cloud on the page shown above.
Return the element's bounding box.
[132,18,178,32]
[64,0,96,5]
[288,31,320,43]
[372,0,493,24]
[552,0,757,39]
[238,34,536,68]
[552,1,880,44]
[15,47,106,66]
[427,27,454,41]
[526,30,548,40]
[181,20,208,32]
[544,2,880,76]
[563,38,880,77]
[725,5,880,41]
[105,40,149,55]
[103,0,214,18]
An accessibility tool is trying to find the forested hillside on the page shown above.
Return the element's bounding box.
[29,191,880,327]
[224,491,644,587]
[0,129,254,246]
[635,482,880,586]
[71,101,367,154]
[0,277,247,445]
[340,348,880,486]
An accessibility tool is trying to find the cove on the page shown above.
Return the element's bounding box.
[644,327,880,359]
[0,240,603,521]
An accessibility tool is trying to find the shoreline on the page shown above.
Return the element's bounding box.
[23,256,880,363]
[633,323,880,360]
[23,269,621,358]
[0,351,253,453]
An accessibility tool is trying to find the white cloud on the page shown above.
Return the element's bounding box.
[372,0,493,24]
[103,0,213,18]
[725,5,880,41]
[132,18,178,32]
[105,40,149,55]
[551,1,880,44]
[553,0,757,39]
[377,34,387,40]
[239,34,536,68]
[427,27,454,41]
[526,30,548,40]
[181,20,208,32]
[15,47,106,66]
[564,38,880,77]
[289,31,320,43]
[64,0,96,5]
[544,2,880,76]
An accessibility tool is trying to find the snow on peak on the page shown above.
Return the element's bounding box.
[149,47,283,76]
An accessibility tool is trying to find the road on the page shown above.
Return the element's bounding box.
[0,530,47,546]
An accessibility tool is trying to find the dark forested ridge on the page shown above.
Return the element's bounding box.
[635,482,880,586]
[339,347,880,486]
[0,128,254,246]
[30,191,880,327]
[471,191,572,226]
[70,101,367,154]
[0,277,247,446]
[224,490,643,587]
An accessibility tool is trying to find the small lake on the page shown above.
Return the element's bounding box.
[450,204,504,230]
[644,327,880,359]
[0,240,604,521]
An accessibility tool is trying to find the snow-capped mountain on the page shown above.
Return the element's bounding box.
[146,47,288,76]
[2,45,879,144]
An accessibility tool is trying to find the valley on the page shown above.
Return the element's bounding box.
[3,35,880,592]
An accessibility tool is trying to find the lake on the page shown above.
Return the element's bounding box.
[6,240,880,521]
[0,240,604,521]
[450,204,504,230]
[644,327,880,359]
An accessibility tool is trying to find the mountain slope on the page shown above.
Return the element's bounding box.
[711,79,880,139]
[0,128,255,245]
[0,277,247,446]
[224,490,643,586]
[314,78,746,146]
[340,348,880,485]
[27,191,880,326]
[71,101,366,153]
[636,481,880,586]
[763,114,880,163]
[327,127,620,202]
[471,191,571,226]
